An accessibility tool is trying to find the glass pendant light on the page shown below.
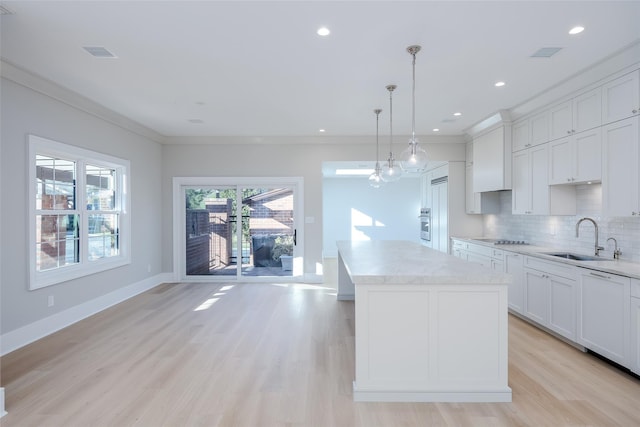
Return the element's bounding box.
[368,108,384,188]
[381,84,403,182]
[400,45,428,173]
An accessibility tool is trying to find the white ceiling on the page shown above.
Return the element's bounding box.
[1,1,639,140]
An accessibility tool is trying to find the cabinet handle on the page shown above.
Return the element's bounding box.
[589,272,611,280]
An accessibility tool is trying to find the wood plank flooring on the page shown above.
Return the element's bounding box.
[2,280,640,426]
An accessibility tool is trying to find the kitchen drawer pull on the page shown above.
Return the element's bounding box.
[589,272,611,280]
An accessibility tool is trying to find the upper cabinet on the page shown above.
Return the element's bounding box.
[602,116,640,217]
[512,111,549,152]
[548,127,602,185]
[549,88,602,140]
[602,70,640,124]
[472,125,512,192]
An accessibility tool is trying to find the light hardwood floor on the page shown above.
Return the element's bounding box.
[2,280,640,426]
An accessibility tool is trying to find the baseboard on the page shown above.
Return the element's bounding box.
[0,273,173,357]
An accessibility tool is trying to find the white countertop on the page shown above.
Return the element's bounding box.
[336,240,509,285]
[453,237,640,280]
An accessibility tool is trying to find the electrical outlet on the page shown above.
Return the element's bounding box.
[48,295,54,307]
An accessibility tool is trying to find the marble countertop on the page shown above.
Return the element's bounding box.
[453,237,640,280]
[336,240,510,285]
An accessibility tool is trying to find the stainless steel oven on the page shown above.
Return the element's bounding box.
[419,208,431,241]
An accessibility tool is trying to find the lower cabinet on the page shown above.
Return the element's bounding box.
[578,269,630,367]
[631,279,640,375]
[505,252,524,314]
[524,257,577,341]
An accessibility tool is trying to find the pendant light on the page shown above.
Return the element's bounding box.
[381,84,403,182]
[368,108,384,188]
[400,45,428,173]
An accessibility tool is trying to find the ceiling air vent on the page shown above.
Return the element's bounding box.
[83,46,117,58]
[530,47,562,58]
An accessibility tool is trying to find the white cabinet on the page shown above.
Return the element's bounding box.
[578,269,630,366]
[602,116,640,216]
[548,127,601,185]
[472,125,512,192]
[549,88,602,140]
[524,256,577,341]
[631,279,640,375]
[512,111,549,152]
[602,70,640,125]
[505,251,524,315]
[512,144,575,215]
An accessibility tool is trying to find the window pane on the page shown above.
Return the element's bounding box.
[36,214,79,271]
[86,165,116,210]
[36,155,76,210]
[88,214,119,260]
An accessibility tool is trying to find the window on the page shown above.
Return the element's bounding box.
[29,135,130,289]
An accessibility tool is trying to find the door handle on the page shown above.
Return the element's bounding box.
[293,229,297,246]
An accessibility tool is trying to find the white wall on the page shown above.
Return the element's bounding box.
[322,176,422,258]
[0,69,164,346]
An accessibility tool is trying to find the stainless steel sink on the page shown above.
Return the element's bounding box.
[542,252,610,261]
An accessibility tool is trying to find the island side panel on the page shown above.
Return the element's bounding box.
[337,251,355,300]
[353,282,511,402]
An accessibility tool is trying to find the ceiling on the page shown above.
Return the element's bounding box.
[1,1,639,140]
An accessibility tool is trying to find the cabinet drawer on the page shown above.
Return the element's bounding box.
[452,239,468,251]
[524,256,576,280]
[467,243,504,260]
[632,278,640,298]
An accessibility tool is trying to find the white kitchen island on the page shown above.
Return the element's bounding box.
[337,240,512,402]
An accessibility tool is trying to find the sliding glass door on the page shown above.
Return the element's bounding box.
[175,177,303,281]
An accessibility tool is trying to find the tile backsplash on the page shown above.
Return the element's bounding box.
[483,184,640,263]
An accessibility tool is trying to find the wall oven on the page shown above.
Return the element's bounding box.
[419,208,431,242]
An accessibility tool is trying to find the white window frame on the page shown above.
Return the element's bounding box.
[28,135,131,290]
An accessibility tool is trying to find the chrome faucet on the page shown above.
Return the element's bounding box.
[606,237,622,260]
[576,217,604,256]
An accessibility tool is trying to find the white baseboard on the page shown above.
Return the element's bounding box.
[0,273,173,357]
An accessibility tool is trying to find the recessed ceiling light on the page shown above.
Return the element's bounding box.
[319,129,326,133]
[317,27,330,36]
[569,26,585,35]
[433,128,440,132]
[495,81,506,87]
[453,112,462,116]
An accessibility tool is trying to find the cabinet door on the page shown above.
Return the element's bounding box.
[529,144,549,215]
[602,70,640,124]
[505,252,524,314]
[524,268,548,325]
[574,88,602,133]
[632,294,640,375]
[529,111,550,146]
[573,127,601,183]
[512,119,529,151]
[578,270,630,366]
[512,150,530,214]
[602,117,640,216]
[549,275,577,341]
[550,101,573,140]
[465,164,478,214]
[549,137,573,184]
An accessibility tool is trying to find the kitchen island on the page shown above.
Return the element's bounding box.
[337,240,512,402]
